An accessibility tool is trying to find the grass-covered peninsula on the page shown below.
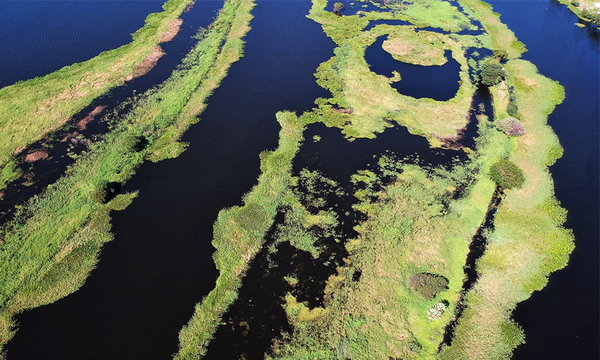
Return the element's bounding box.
[557,0,600,25]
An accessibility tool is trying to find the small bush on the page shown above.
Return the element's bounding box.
[333,2,343,14]
[408,273,449,299]
[479,61,505,86]
[496,117,525,136]
[571,0,580,6]
[506,101,519,118]
[489,160,525,189]
[90,181,121,204]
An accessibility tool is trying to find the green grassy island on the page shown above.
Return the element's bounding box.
[0,0,575,359]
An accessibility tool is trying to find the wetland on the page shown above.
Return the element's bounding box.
[0,0,597,359]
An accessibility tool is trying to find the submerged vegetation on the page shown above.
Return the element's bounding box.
[172,0,572,359]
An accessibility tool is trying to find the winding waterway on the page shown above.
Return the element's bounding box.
[364,35,462,101]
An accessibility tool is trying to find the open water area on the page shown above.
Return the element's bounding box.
[6,1,334,359]
[0,1,166,90]
[0,1,224,224]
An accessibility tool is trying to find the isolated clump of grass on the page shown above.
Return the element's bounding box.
[489,160,525,189]
[408,273,449,299]
[496,117,525,136]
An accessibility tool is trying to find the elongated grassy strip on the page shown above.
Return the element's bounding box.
[439,59,573,359]
[458,0,527,59]
[0,0,254,351]
[175,111,303,360]
[0,0,194,190]
[556,0,600,25]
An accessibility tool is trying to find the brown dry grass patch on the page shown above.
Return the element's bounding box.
[383,37,446,66]
[159,18,184,43]
[24,150,49,163]
[77,105,107,131]
[125,47,165,81]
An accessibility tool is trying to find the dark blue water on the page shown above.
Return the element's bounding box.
[365,35,461,101]
[0,1,166,89]
[5,1,335,359]
[486,1,599,358]
[363,19,413,31]
[327,0,389,15]
[362,20,485,35]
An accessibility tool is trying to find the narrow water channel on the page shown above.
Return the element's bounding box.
[5,1,335,359]
[327,0,391,15]
[485,1,599,358]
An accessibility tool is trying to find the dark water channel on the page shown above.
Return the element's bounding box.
[485,1,600,358]
[363,19,485,35]
[5,0,596,359]
[6,1,334,359]
[365,35,461,101]
[0,1,165,89]
[0,2,224,224]
[363,19,413,31]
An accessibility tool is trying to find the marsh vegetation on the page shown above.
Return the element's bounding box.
[0,0,582,359]
[0,0,255,353]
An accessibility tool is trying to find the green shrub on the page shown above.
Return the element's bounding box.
[571,0,580,7]
[479,61,505,86]
[90,182,121,204]
[333,2,344,15]
[506,101,519,118]
[408,273,449,299]
[489,160,525,189]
